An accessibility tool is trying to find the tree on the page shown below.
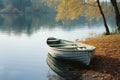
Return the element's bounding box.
[41,0,60,8]
[56,0,111,34]
[110,0,120,31]
[97,0,110,35]
[56,0,85,21]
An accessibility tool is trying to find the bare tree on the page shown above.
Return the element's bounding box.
[97,0,110,35]
[110,0,120,31]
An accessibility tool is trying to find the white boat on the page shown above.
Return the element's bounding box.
[47,37,96,65]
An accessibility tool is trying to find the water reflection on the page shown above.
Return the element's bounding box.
[0,13,116,36]
[47,53,85,80]
[0,13,57,36]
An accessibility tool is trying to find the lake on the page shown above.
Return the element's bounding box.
[0,13,115,80]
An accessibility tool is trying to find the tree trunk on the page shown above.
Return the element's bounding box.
[97,0,110,35]
[110,0,120,31]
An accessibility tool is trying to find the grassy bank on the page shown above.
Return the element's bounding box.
[81,34,120,80]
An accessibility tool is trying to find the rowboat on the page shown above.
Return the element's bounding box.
[47,37,96,65]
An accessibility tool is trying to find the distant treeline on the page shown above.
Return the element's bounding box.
[0,0,58,14]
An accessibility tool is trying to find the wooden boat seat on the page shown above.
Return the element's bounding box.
[49,43,76,47]
[57,46,86,50]
[47,39,60,44]
[50,43,86,50]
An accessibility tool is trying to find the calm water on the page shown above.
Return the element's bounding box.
[0,14,115,80]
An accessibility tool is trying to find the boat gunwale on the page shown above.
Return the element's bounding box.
[47,37,96,52]
[48,45,95,52]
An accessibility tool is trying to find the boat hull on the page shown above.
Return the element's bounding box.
[48,46,94,65]
[47,37,95,65]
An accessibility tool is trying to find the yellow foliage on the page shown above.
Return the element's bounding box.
[84,4,101,21]
[56,0,85,21]
[56,0,112,21]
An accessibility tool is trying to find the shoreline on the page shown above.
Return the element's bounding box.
[80,34,120,80]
